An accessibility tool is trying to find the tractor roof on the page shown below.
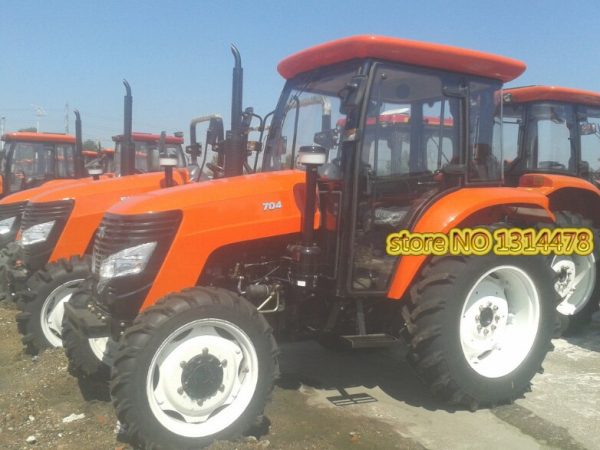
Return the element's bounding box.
[112,132,184,144]
[504,86,600,107]
[1,131,76,144]
[277,35,526,82]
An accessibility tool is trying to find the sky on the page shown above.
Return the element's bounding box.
[1,0,598,147]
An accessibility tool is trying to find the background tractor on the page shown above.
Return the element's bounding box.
[502,85,600,333]
[63,35,559,449]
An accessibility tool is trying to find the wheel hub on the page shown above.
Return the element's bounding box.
[479,306,495,327]
[181,350,224,401]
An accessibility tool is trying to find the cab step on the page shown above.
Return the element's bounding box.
[341,333,399,348]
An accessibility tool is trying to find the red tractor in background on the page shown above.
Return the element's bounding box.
[62,36,561,449]
[502,85,600,333]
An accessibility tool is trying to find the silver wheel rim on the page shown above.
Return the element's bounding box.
[39,278,85,347]
[146,318,259,438]
[89,336,109,362]
[459,265,540,378]
[552,254,596,316]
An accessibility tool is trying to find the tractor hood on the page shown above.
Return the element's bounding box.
[106,170,320,308]
[0,178,84,204]
[109,170,308,219]
[25,169,189,261]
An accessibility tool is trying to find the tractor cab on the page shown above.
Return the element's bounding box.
[264,36,515,293]
[111,132,186,175]
[502,86,600,185]
[0,132,78,197]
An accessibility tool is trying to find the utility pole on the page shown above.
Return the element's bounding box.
[0,117,5,150]
[64,103,69,134]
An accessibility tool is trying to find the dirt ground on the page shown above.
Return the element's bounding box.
[0,302,598,450]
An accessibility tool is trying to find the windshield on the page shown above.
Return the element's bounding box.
[113,141,186,175]
[503,102,577,176]
[363,64,502,183]
[5,141,75,192]
[262,64,360,171]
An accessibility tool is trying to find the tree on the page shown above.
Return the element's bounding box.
[18,127,37,132]
[83,140,99,152]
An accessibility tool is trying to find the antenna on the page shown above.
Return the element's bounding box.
[31,104,47,132]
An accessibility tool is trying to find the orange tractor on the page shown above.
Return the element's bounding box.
[501,85,600,333]
[62,35,561,448]
[14,54,258,355]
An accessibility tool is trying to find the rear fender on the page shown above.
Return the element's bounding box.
[386,187,554,300]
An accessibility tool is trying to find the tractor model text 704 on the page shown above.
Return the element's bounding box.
[62,35,560,449]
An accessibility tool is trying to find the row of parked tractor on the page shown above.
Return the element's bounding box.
[0,35,599,449]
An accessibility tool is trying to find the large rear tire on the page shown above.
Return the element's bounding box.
[402,254,556,409]
[111,287,278,449]
[551,211,600,335]
[16,256,90,354]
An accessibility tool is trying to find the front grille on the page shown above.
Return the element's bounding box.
[93,211,182,275]
[92,210,182,322]
[21,199,74,271]
[0,201,27,246]
[20,200,74,231]
[0,201,27,220]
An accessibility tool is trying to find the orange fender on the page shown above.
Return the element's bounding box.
[386,187,555,300]
[518,173,599,196]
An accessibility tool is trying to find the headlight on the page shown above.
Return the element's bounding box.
[99,242,157,281]
[0,217,16,235]
[21,221,55,246]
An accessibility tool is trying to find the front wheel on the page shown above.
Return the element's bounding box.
[402,254,556,409]
[111,287,278,449]
[16,256,91,354]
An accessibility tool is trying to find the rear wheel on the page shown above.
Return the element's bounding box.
[111,287,278,449]
[551,211,600,335]
[16,256,90,354]
[402,254,556,409]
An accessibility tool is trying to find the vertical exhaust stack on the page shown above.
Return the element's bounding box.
[122,80,135,176]
[73,110,85,178]
[224,44,245,177]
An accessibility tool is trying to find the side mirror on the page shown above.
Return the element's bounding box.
[339,74,367,115]
[207,117,224,148]
[579,122,598,136]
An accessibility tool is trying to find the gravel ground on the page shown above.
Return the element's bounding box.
[0,303,598,450]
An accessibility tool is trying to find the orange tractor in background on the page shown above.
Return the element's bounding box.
[13,54,257,355]
[501,86,600,333]
[62,35,561,448]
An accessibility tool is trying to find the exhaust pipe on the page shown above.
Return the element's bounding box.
[224,44,244,177]
[121,79,135,176]
[73,110,85,178]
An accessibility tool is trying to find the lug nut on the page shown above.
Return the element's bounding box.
[483,329,489,335]
[495,316,500,322]
[491,325,497,331]
[197,399,204,406]
[202,348,209,355]
[180,361,186,368]
[492,305,498,311]
[221,359,227,368]
[177,387,184,395]
[479,305,484,311]
[475,315,480,321]
[477,325,482,332]
[219,384,225,392]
